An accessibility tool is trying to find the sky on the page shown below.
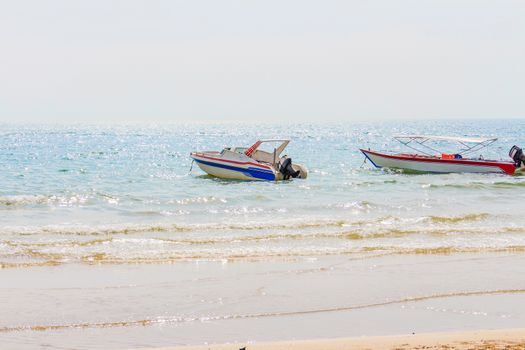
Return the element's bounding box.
[0,0,524,123]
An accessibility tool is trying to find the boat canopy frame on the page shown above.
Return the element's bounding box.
[393,135,498,157]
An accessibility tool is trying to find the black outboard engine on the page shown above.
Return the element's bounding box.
[509,145,525,167]
[279,157,301,180]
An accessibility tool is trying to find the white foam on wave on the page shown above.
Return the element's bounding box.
[0,212,507,237]
[0,195,50,207]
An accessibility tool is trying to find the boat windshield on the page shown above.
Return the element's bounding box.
[245,140,290,156]
[244,140,290,164]
[256,141,288,154]
[232,147,248,154]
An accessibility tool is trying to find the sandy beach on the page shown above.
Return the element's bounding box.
[149,329,525,350]
[2,253,525,349]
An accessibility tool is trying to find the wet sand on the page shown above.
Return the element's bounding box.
[151,328,525,350]
[2,253,525,349]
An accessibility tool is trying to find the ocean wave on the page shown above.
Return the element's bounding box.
[330,201,373,210]
[355,179,398,187]
[492,181,525,188]
[0,194,239,209]
[3,243,525,269]
[0,212,507,236]
[428,181,525,190]
[0,194,100,208]
[3,222,524,251]
[0,195,50,207]
[426,213,489,223]
[168,196,227,205]
[0,219,352,236]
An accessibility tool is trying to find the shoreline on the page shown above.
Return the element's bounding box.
[145,328,525,350]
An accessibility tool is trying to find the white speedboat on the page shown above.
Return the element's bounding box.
[361,135,524,175]
[190,139,308,181]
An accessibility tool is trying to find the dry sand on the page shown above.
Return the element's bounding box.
[143,328,525,350]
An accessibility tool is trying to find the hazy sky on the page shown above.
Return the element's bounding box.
[1,0,524,123]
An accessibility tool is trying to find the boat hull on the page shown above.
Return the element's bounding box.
[361,149,516,174]
[190,153,277,181]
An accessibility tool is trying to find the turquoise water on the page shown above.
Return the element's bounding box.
[1,120,525,266]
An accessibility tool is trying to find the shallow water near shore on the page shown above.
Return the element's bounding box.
[2,254,525,349]
[1,120,525,349]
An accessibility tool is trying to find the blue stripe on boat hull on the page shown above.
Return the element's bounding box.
[193,159,276,181]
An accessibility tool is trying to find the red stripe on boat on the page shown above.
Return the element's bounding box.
[244,141,262,157]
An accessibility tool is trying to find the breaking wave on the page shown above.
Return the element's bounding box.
[1,209,523,268]
[0,195,50,207]
[0,219,351,236]
[426,213,489,223]
[0,212,497,236]
[3,243,525,269]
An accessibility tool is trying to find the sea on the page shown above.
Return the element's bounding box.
[1,119,525,349]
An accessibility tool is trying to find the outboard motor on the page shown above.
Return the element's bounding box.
[509,145,525,167]
[279,157,301,180]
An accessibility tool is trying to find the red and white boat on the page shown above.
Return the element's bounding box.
[361,135,525,175]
